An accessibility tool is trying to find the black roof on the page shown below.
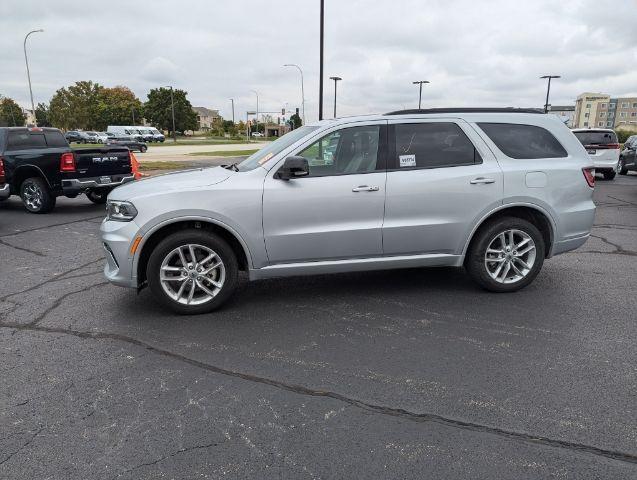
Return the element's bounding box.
[385,108,544,115]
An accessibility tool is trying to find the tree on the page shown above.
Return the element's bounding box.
[0,96,26,127]
[143,87,197,134]
[96,86,143,130]
[222,120,236,136]
[49,80,103,130]
[35,102,51,127]
[290,112,302,129]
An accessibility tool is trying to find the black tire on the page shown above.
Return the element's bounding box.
[465,216,545,293]
[603,169,616,180]
[147,230,239,314]
[139,145,147,153]
[618,158,628,175]
[86,189,109,204]
[20,177,56,214]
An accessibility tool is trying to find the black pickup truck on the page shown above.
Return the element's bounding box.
[0,127,135,213]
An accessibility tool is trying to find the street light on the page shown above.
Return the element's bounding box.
[24,29,43,126]
[319,0,325,120]
[165,85,177,143]
[329,76,342,118]
[229,98,235,124]
[283,64,305,125]
[250,89,259,135]
[412,80,430,109]
[540,75,561,113]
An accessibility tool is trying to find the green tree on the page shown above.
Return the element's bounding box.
[0,96,26,127]
[143,87,197,134]
[290,112,302,129]
[35,102,51,127]
[96,86,143,130]
[49,80,103,130]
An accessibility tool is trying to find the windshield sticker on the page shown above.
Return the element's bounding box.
[399,154,416,167]
[258,152,274,165]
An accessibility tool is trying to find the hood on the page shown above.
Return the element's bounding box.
[111,166,231,201]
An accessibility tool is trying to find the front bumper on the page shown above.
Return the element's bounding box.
[0,184,9,199]
[62,174,135,194]
[100,218,140,288]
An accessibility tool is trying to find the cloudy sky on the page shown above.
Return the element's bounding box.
[1,0,636,122]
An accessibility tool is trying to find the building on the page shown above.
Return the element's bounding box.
[573,93,637,131]
[573,93,610,128]
[549,105,575,127]
[192,107,220,131]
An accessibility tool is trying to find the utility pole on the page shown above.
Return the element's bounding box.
[540,75,561,113]
[319,0,324,120]
[24,29,43,126]
[229,98,235,124]
[284,64,305,125]
[412,80,429,109]
[250,90,259,134]
[329,76,342,118]
[166,86,177,142]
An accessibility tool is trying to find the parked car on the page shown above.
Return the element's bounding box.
[618,135,637,175]
[85,131,101,143]
[0,127,135,213]
[94,132,110,144]
[251,132,264,138]
[150,128,165,142]
[106,135,148,153]
[100,108,595,314]
[572,128,620,180]
[136,128,155,143]
[107,126,144,142]
[65,130,91,144]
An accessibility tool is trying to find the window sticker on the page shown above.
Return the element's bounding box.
[399,154,416,167]
[258,152,274,165]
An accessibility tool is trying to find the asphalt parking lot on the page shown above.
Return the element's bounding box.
[1,174,636,479]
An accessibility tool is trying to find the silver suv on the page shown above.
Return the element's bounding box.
[100,108,596,314]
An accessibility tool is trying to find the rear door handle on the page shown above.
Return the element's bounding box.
[470,177,496,184]
[352,185,380,192]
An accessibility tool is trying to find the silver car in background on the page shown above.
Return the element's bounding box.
[100,108,596,314]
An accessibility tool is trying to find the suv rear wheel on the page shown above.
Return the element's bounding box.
[20,177,56,214]
[147,230,238,314]
[466,217,545,293]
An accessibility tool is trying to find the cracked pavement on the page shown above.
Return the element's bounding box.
[1,175,636,479]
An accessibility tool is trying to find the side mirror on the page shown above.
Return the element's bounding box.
[275,156,310,181]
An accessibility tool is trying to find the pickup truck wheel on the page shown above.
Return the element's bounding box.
[147,230,238,315]
[139,145,147,153]
[465,217,545,293]
[20,177,55,214]
[86,189,108,204]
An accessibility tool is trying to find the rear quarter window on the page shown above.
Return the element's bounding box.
[478,123,567,159]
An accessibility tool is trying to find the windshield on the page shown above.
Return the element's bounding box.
[237,126,319,171]
[574,130,618,145]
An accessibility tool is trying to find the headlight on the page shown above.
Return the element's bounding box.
[106,200,138,222]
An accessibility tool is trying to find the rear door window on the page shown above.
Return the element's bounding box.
[390,122,481,169]
[573,130,618,146]
[7,131,47,150]
[478,123,567,159]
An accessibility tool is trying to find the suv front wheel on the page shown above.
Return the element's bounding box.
[147,230,238,314]
[466,217,545,293]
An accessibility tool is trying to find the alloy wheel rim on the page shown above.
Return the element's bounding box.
[23,184,43,210]
[159,244,225,305]
[484,229,536,284]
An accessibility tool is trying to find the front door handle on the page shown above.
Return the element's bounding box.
[470,177,496,185]
[352,185,380,192]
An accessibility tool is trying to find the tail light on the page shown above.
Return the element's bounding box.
[588,143,620,150]
[60,152,76,172]
[0,156,5,184]
[582,167,595,188]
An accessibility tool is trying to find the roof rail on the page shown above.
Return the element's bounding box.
[385,107,544,115]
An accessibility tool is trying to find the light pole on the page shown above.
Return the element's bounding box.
[229,98,235,124]
[319,0,324,120]
[165,85,177,142]
[412,80,429,109]
[24,29,43,126]
[250,89,259,135]
[329,76,342,118]
[283,64,305,125]
[540,75,560,113]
